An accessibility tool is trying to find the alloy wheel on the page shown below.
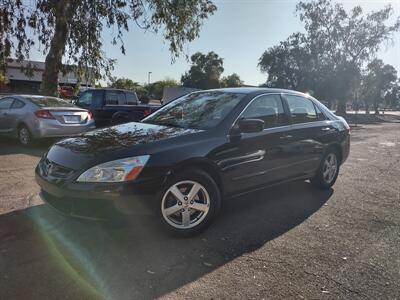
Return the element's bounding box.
[19,127,30,145]
[322,153,337,184]
[161,180,210,229]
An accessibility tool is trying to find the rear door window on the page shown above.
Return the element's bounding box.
[0,98,14,109]
[105,91,126,105]
[241,94,287,128]
[286,95,317,124]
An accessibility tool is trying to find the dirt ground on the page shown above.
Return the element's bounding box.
[0,123,399,299]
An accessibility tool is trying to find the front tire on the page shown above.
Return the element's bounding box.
[311,149,340,189]
[159,169,221,236]
[18,125,33,146]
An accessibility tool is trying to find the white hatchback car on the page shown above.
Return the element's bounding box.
[0,95,95,145]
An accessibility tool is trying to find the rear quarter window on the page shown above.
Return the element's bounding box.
[11,99,25,109]
[286,95,318,124]
[126,92,138,105]
[29,97,74,107]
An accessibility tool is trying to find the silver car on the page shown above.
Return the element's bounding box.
[0,95,95,145]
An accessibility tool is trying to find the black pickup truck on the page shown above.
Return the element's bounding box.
[75,88,160,127]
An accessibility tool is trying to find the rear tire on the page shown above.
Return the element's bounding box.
[159,169,221,236]
[18,125,33,146]
[311,148,340,189]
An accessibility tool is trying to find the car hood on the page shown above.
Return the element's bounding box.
[46,122,202,170]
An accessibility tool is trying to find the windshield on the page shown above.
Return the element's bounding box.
[29,96,75,108]
[142,91,244,129]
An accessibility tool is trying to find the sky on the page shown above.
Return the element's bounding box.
[30,0,400,86]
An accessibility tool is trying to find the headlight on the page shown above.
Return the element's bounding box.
[76,155,150,183]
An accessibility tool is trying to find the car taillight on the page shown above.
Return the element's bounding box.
[143,108,151,117]
[87,111,93,120]
[34,110,55,119]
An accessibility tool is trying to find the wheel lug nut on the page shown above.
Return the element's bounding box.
[178,201,182,205]
[181,209,185,212]
[184,196,188,200]
[190,200,194,204]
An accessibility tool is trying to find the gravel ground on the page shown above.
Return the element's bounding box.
[0,123,399,299]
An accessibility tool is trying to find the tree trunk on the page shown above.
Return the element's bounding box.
[374,100,380,115]
[41,0,72,96]
[336,99,346,115]
[365,102,370,114]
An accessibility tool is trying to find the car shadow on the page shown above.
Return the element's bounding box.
[1,180,333,299]
[0,137,53,157]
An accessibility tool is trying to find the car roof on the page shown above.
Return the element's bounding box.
[194,87,309,97]
[83,88,137,93]
[9,95,63,100]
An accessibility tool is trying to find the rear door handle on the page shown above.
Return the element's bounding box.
[280,134,293,140]
[321,127,331,131]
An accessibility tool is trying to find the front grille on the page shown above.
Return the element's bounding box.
[40,158,74,179]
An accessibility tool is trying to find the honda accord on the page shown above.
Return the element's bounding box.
[35,88,350,235]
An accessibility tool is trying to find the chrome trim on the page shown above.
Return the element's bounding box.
[231,92,286,131]
[218,149,266,171]
[228,91,338,136]
[231,157,320,181]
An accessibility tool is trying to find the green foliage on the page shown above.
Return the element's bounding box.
[109,77,147,95]
[360,59,397,114]
[181,51,224,89]
[147,78,179,100]
[0,0,217,95]
[220,73,244,88]
[109,77,142,91]
[258,0,400,113]
[384,81,400,109]
[108,77,179,99]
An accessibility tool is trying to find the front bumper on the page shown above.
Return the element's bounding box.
[35,171,162,220]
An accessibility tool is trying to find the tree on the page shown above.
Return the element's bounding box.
[258,0,400,113]
[0,0,217,96]
[109,77,142,91]
[181,51,224,89]
[220,73,244,88]
[360,59,397,114]
[384,80,400,109]
[147,78,179,100]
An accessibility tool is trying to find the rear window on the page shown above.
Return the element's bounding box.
[29,97,75,108]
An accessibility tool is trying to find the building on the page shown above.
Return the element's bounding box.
[0,59,93,94]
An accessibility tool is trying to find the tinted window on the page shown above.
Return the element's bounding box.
[29,96,75,107]
[241,94,287,128]
[143,91,244,129]
[0,98,14,109]
[106,91,126,105]
[314,104,327,120]
[126,92,138,105]
[78,91,93,106]
[286,95,317,124]
[11,99,25,109]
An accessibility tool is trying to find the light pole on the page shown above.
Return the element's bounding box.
[148,71,152,85]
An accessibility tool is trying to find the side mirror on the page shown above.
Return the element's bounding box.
[237,118,265,133]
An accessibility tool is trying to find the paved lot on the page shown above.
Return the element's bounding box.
[0,123,399,299]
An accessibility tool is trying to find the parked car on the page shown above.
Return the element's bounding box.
[74,88,160,127]
[35,88,350,235]
[58,85,75,99]
[0,95,95,145]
